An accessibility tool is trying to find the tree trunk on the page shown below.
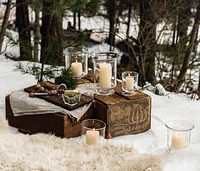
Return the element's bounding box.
[107,0,120,50]
[73,12,76,28]
[0,0,12,53]
[126,2,132,39]
[40,0,63,65]
[78,11,81,31]
[16,0,32,60]
[174,4,200,91]
[198,68,200,96]
[33,4,40,61]
[177,1,191,53]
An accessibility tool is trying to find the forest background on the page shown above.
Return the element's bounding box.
[0,0,200,98]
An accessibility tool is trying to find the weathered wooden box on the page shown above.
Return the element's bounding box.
[94,83,151,139]
[5,96,94,139]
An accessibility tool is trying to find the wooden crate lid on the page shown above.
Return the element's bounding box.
[115,82,151,100]
[95,82,151,106]
[94,93,128,105]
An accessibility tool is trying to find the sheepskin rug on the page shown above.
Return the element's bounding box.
[0,116,162,171]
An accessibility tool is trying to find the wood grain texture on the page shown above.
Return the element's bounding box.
[6,95,94,138]
[94,86,151,139]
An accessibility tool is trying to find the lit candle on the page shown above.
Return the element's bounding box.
[126,74,134,90]
[71,60,82,77]
[171,132,185,149]
[99,63,112,88]
[86,128,99,145]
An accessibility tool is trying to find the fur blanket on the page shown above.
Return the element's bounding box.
[0,116,162,171]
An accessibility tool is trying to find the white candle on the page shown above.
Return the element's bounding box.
[171,132,185,149]
[86,129,99,145]
[126,75,134,90]
[71,60,82,77]
[99,63,112,88]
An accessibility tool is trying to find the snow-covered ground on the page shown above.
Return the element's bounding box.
[1,41,200,170]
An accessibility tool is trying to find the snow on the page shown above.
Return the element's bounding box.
[1,45,200,170]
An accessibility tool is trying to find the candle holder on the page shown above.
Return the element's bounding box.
[64,47,73,70]
[122,71,138,96]
[165,120,194,150]
[93,52,118,95]
[71,50,88,79]
[81,119,106,146]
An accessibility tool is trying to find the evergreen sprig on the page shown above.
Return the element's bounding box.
[55,68,78,89]
[15,62,60,82]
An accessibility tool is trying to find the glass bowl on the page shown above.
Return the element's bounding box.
[62,90,81,106]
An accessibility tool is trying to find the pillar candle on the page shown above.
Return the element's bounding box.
[126,75,134,90]
[71,60,82,77]
[86,129,99,145]
[171,132,185,149]
[99,63,112,88]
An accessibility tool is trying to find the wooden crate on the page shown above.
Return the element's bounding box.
[94,83,151,139]
[6,95,94,138]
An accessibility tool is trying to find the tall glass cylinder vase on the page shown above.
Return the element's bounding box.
[64,47,88,78]
[64,47,73,70]
[93,52,118,95]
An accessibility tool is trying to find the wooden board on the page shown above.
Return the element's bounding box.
[24,81,93,111]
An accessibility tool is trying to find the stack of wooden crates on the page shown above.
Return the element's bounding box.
[6,78,151,139]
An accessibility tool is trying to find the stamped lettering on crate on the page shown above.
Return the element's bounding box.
[108,99,151,137]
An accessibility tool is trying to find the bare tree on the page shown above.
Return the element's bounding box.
[135,0,158,85]
[174,3,200,91]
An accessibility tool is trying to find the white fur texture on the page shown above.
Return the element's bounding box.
[0,116,162,171]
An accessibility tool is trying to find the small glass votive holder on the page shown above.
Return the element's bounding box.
[122,71,139,96]
[81,119,106,146]
[93,52,117,95]
[71,50,88,79]
[165,120,194,150]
